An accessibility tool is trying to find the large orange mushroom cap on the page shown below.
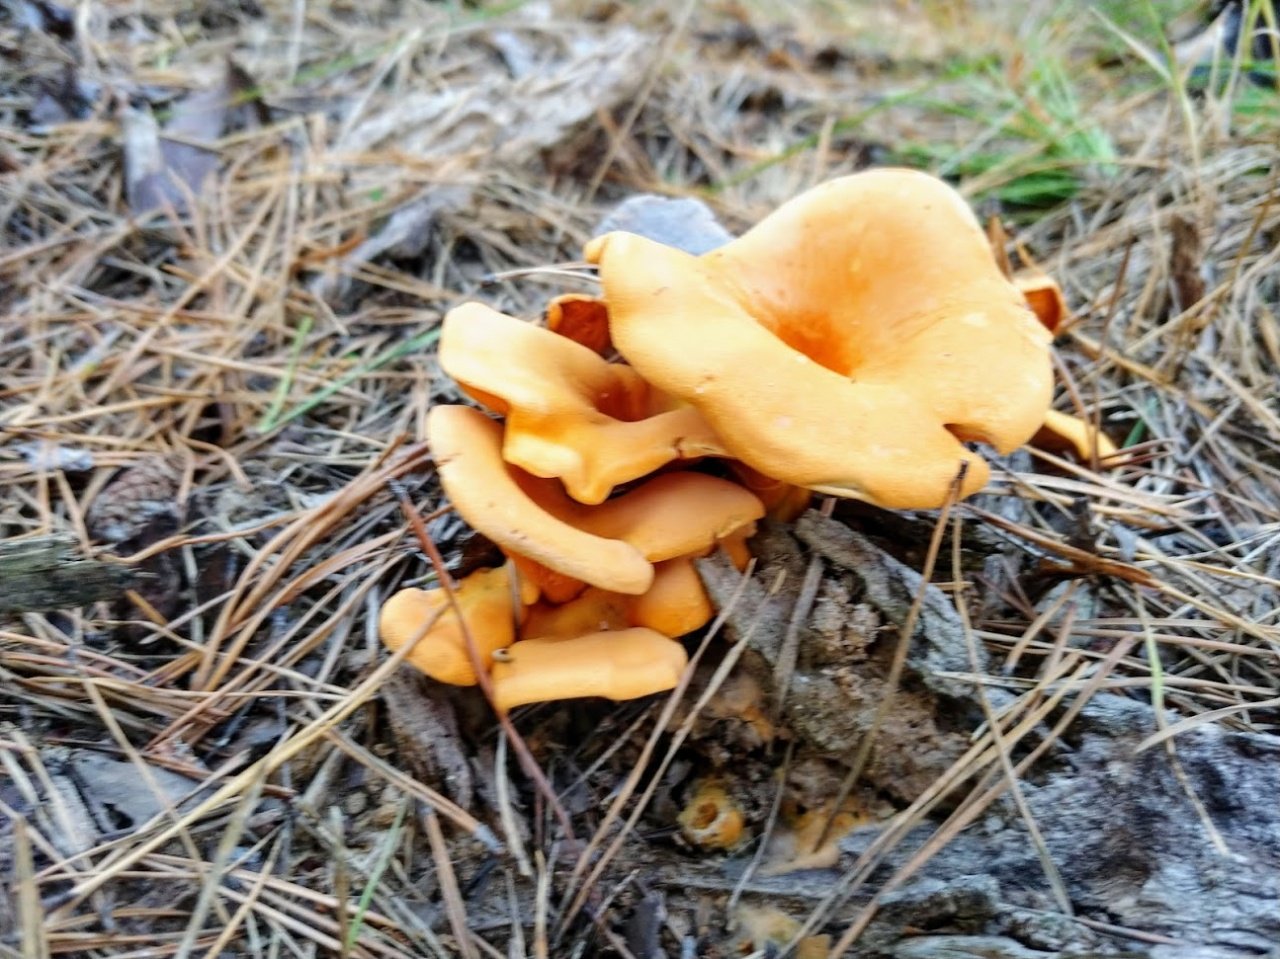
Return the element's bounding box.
[587,168,1055,509]
[440,302,723,505]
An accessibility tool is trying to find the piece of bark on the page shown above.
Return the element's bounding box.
[694,514,977,802]
[793,510,986,701]
[0,535,136,616]
[381,668,474,809]
[836,695,1280,955]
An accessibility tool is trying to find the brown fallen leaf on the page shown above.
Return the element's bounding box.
[1169,214,1207,316]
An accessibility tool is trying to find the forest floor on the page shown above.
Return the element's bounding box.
[2,1,1279,957]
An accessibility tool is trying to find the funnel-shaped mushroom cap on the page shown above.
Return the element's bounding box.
[441,302,723,505]
[428,404,653,595]
[1015,272,1068,333]
[490,627,688,709]
[587,168,1055,509]
[379,567,521,685]
[428,405,763,599]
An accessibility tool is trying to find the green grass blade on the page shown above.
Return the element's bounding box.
[258,325,441,434]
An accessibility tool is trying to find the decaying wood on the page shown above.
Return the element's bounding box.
[832,695,1280,957]
[697,512,1280,956]
[0,535,136,616]
[695,514,981,803]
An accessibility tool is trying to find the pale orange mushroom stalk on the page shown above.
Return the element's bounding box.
[587,168,1056,509]
[1033,408,1121,463]
[441,302,724,505]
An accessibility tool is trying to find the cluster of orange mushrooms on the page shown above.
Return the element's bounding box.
[380,168,1116,712]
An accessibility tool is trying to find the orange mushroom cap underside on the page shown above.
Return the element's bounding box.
[546,293,613,355]
[1015,271,1069,334]
[490,627,689,710]
[587,168,1055,510]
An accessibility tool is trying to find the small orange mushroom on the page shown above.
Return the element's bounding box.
[678,778,747,850]
[379,567,527,685]
[587,168,1055,509]
[627,555,717,638]
[520,587,633,641]
[761,801,868,876]
[1015,270,1069,334]
[489,627,689,710]
[440,302,724,505]
[522,553,720,642]
[733,905,832,959]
